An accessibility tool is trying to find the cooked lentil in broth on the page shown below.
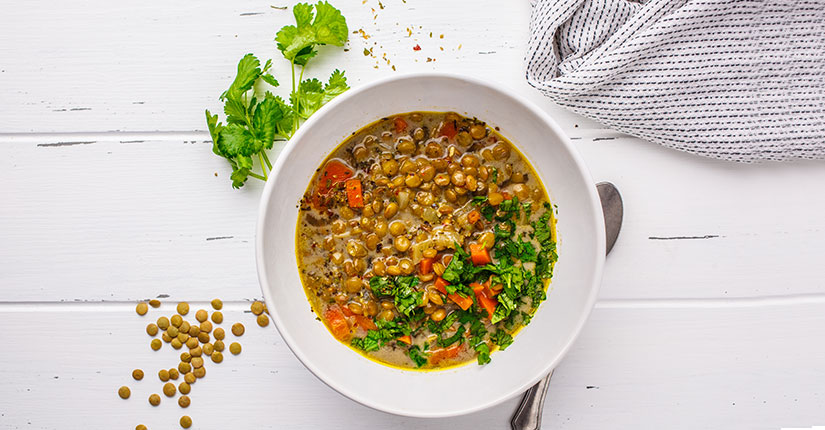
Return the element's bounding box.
[296,111,558,370]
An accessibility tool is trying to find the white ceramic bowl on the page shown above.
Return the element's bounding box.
[256,73,605,418]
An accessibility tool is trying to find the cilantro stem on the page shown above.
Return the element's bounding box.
[248,172,266,181]
[258,153,268,180]
[261,151,272,170]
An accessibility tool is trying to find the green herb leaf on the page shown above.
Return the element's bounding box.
[408,345,428,367]
[276,1,348,66]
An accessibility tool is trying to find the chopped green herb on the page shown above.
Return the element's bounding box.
[408,345,428,367]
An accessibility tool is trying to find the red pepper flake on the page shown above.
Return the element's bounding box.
[413,44,421,51]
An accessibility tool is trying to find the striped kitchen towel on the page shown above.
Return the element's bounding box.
[526,0,825,161]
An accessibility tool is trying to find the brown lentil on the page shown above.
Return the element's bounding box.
[231,323,245,336]
[132,369,144,381]
[257,314,270,327]
[148,393,160,406]
[135,302,148,316]
[176,302,189,315]
[118,386,130,399]
[229,342,242,355]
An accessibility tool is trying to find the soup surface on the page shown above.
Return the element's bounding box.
[296,111,557,370]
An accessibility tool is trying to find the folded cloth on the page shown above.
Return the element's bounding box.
[526,0,825,161]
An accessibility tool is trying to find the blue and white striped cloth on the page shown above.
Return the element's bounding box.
[526,0,825,161]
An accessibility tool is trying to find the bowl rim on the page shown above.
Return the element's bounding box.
[256,72,605,418]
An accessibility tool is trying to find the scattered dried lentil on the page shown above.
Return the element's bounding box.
[118,386,131,399]
[178,382,191,395]
[199,321,212,333]
[193,367,206,378]
[146,324,158,336]
[213,340,225,352]
[184,372,196,384]
[213,328,225,340]
[148,299,161,308]
[157,317,170,330]
[150,339,162,351]
[231,323,245,336]
[211,311,223,324]
[170,314,182,327]
[211,298,223,310]
[178,395,191,408]
[229,342,242,355]
[132,369,144,380]
[195,309,208,323]
[163,382,176,397]
[250,301,264,315]
[177,302,189,315]
[169,368,179,380]
[257,314,270,327]
[158,369,170,382]
[178,362,191,374]
[180,415,192,428]
[202,343,214,356]
[191,357,204,369]
[148,393,160,406]
[136,303,148,316]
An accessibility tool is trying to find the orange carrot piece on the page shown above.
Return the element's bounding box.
[324,306,351,341]
[468,210,481,224]
[419,258,434,275]
[469,282,484,293]
[433,277,472,310]
[394,117,408,133]
[469,243,492,266]
[345,178,364,208]
[397,335,412,345]
[428,343,463,365]
[448,292,474,311]
[354,315,377,331]
[476,288,498,320]
[434,277,449,294]
[439,120,457,139]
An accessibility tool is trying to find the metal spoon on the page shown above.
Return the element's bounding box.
[510,182,623,430]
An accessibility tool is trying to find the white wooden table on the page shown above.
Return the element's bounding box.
[2,1,825,429]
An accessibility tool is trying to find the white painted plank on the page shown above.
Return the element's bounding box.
[1,303,823,429]
[0,0,597,134]
[2,137,824,301]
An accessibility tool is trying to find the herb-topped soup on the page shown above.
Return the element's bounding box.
[296,111,558,370]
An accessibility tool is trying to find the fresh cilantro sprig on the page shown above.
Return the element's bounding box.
[206,2,349,188]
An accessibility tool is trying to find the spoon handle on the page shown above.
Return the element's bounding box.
[510,182,623,430]
[510,370,553,430]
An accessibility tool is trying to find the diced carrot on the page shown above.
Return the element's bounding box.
[474,287,498,320]
[428,343,463,365]
[354,315,377,331]
[489,284,502,296]
[394,117,408,133]
[314,160,354,208]
[340,305,354,317]
[469,282,484,293]
[439,120,457,139]
[324,306,351,341]
[468,210,481,224]
[433,277,473,310]
[449,293,474,311]
[469,243,492,266]
[434,277,449,294]
[397,335,412,345]
[345,178,364,208]
[419,257,434,275]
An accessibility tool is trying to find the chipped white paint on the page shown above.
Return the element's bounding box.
[1,0,824,429]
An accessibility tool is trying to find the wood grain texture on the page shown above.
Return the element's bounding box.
[0,0,592,134]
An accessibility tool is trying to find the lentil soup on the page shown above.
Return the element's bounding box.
[296,111,558,370]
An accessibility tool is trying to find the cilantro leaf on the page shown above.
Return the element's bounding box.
[369,276,394,296]
[408,345,428,367]
[474,342,491,365]
[276,1,348,66]
[438,325,466,347]
[491,330,514,350]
